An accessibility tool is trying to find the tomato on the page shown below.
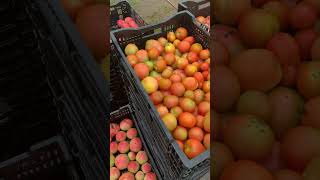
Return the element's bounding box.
[184,139,205,159]
[296,61,320,99]
[213,65,240,113]
[220,160,273,180]
[188,127,204,141]
[178,112,197,128]
[259,141,285,173]
[223,114,275,160]
[281,126,320,171]
[212,142,234,180]
[268,86,304,138]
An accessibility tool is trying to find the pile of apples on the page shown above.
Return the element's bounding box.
[213,0,320,180]
[117,17,139,29]
[110,118,157,180]
[196,16,210,31]
[123,27,210,159]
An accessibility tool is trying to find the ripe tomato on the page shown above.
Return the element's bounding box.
[220,160,273,180]
[184,139,205,159]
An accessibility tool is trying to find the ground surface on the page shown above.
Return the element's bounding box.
[109,0,210,179]
[110,0,180,23]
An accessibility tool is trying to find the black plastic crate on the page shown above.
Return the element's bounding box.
[110,0,147,30]
[0,136,80,180]
[110,105,161,179]
[0,0,109,179]
[110,45,129,111]
[111,11,210,179]
[178,0,210,32]
[30,1,109,178]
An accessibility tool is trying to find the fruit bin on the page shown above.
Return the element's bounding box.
[0,0,108,179]
[0,136,80,180]
[110,105,161,179]
[110,48,129,111]
[110,11,210,179]
[110,0,148,30]
[178,0,210,33]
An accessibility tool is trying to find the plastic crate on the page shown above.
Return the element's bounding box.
[110,45,129,111]
[178,0,210,32]
[110,0,147,30]
[110,105,161,179]
[0,136,80,180]
[111,11,210,179]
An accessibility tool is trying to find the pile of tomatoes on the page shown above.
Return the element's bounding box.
[123,27,210,159]
[213,0,320,179]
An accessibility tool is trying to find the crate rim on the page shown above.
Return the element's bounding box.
[110,10,210,169]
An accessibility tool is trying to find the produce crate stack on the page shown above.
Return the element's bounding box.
[110,0,148,30]
[0,0,109,179]
[178,0,210,32]
[111,11,210,179]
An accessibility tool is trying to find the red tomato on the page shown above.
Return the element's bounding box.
[184,139,205,159]
[220,160,274,180]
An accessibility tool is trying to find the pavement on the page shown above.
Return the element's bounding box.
[109,1,210,179]
[110,0,180,24]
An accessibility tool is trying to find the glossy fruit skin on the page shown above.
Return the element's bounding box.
[188,127,204,141]
[175,27,188,40]
[266,32,300,66]
[238,9,280,48]
[236,90,271,121]
[262,1,289,30]
[184,139,205,159]
[230,49,282,92]
[162,113,177,131]
[173,126,188,141]
[213,24,247,58]
[213,65,240,113]
[289,2,317,30]
[178,112,196,128]
[223,114,275,160]
[212,142,234,180]
[281,126,320,172]
[296,61,320,99]
[220,160,274,180]
[268,87,304,138]
[134,63,149,80]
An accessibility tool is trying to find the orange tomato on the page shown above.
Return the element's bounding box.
[178,112,196,128]
[184,139,205,159]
